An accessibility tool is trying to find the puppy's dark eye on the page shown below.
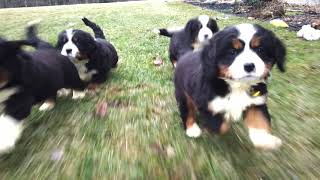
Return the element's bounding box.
[256,47,264,53]
[73,37,78,42]
[229,49,237,55]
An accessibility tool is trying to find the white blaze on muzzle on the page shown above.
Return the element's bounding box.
[229,24,266,81]
[61,29,79,58]
[197,15,213,43]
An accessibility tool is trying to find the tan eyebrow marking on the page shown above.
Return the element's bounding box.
[232,38,243,49]
[250,36,261,48]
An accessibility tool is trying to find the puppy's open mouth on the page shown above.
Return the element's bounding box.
[235,75,261,82]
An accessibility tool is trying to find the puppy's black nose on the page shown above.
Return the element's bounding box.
[244,63,255,73]
[66,49,72,54]
[204,34,209,39]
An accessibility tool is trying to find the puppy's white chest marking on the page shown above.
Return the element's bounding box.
[208,84,266,122]
[73,60,97,81]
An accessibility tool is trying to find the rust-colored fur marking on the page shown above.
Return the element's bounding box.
[172,60,177,68]
[262,63,272,80]
[244,106,270,131]
[220,120,230,135]
[250,36,261,48]
[232,38,243,49]
[218,65,231,79]
[185,93,196,129]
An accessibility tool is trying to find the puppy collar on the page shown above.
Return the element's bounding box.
[248,88,261,97]
[247,83,267,97]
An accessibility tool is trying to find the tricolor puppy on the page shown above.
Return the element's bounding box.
[0,34,87,153]
[56,18,118,98]
[156,15,218,67]
[174,24,286,150]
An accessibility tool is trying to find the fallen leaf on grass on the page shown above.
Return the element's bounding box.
[150,143,175,158]
[166,145,175,158]
[96,101,108,118]
[153,56,163,66]
[51,149,64,162]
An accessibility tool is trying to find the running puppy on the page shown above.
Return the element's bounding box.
[56,17,118,98]
[174,24,286,150]
[156,15,218,67]
[0,29,87,153]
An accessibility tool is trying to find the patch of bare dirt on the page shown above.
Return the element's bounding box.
[185,0,320,31]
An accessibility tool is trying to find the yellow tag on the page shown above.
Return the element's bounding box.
[252,91,261,97]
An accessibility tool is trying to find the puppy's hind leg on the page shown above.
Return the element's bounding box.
[67,69,89,100]
[57,88,71,97]
[39,92,57,111]
[200,111,229,135]
[72,90,86,100]
[177,92,201,138]
[39,98,56,111]
[71,79,87,100]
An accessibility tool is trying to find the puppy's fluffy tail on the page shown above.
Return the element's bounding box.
[154,28,174,37]
[26,23,53,49]
[82,17,106,39]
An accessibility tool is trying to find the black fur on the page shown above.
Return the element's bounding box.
[82,17,106,39]
[174,24,286,132]
[158,29,173,37]
[0,38,87,121]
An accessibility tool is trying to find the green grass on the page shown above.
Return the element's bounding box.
[0,1,320,179]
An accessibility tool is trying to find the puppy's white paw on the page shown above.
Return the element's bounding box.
[39,101,55,111]
[57,89,71,97]
[0,115,23,154]
[72,91,86,99]
[173,62,177,68]
[249,128,282,150]
[186,123,202,138]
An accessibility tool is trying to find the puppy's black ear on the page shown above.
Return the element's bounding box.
[185,19,200,40]
[55,32,66,50]
[201,38,218,79]
[273,36,286,72]
[208,18,219,33]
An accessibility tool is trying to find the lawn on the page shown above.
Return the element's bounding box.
[0,1,320,179]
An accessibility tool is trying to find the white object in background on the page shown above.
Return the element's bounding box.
[297,25,320,41]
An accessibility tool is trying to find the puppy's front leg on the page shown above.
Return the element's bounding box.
[244,105,282,150]
[72,90,86,99]
[39,98,56,111]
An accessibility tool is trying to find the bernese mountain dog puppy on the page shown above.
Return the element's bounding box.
[56,18,118,99]
[174,24,286,150]
[0,34,87,153]
[156,15,218,68]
